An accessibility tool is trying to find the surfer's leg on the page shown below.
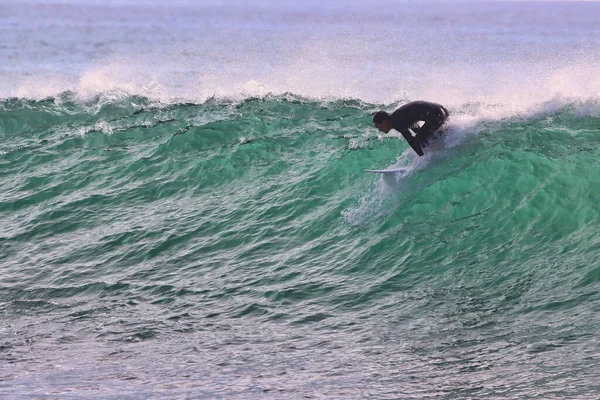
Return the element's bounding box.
[414,107,448,147]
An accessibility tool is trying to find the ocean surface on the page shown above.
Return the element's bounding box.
[2,0,600,398]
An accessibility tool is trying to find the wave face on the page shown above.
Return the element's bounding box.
[2,1,600,398]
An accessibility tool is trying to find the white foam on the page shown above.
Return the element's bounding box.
[342,177,399,226]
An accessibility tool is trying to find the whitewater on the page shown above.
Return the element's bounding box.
[1,0,600,398]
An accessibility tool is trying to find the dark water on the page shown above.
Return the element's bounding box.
[2,1,600,398]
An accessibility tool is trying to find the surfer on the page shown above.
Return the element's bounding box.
[373,101,449,156]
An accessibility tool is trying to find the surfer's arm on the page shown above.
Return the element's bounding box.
[398,128,424,156]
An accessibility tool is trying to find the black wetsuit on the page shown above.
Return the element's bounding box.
[391,101,449,156]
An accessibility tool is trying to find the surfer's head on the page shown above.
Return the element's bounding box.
[373,111,393,133]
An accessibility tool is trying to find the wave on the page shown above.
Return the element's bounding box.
[2,91,598,228]
[1,91,598,142]
[2,81,599,400]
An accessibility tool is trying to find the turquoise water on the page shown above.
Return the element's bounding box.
[2,1,600,398]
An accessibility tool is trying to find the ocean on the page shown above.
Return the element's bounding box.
[1,0,600,398]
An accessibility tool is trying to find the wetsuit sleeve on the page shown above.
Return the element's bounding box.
[398,127,424,156]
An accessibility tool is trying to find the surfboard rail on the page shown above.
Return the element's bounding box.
[364,167,408,174]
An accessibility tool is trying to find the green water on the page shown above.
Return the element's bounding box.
[1,94,600,398]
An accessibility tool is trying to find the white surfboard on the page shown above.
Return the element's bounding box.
[364,167,408,174]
